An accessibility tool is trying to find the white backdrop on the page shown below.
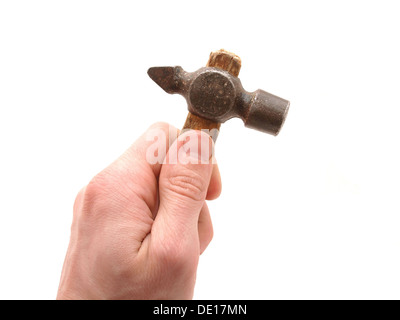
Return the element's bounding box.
[1,1,399,299]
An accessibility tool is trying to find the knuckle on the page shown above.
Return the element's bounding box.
[86,168,121,196]
[73,186,86,213]
[84,173,110,202]
[164,169,207,202]
[78,171,116,217]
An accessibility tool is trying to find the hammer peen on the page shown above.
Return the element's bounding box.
[148,49,290,142]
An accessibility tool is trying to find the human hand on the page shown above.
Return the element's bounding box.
[57,122,221,299]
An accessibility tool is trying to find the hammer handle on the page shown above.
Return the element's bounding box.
[182,49,242,141]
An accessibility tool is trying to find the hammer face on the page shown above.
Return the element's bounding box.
[188,69,236,122]
[243,90,290,136]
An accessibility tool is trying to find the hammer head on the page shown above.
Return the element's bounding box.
[148,66,290,136]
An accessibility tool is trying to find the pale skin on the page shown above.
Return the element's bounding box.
[57,122,221,299]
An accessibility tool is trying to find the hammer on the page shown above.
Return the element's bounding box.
[148,49,290,142]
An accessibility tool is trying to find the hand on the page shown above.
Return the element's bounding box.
[57,122,221,299]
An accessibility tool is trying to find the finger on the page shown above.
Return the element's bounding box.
[96,122,179,215]
[121,122,179,177]
[198,202,213,254]
[206,164,222,200]
[154,130,214,250]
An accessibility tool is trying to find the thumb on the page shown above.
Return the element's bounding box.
[155,130,214,246]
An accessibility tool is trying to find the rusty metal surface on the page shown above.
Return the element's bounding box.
[148,66,290,136]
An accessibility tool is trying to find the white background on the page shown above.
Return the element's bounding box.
[0,1,399,299]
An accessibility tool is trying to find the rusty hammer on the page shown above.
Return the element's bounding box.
[148,49,290,142]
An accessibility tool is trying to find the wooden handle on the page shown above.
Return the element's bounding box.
[206,49,241,77]
[182,49,242,141]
